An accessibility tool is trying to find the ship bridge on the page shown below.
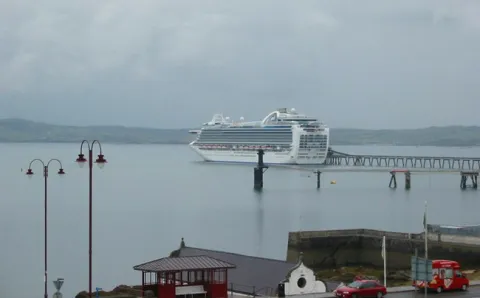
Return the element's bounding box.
[261,108,319,125]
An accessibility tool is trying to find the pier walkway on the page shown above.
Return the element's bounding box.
[252,149,480,190]
[326,149,480,171]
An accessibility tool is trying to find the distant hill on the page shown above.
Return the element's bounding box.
[331,126,480,146]
[0,119,191,144]
[0,118,479,146]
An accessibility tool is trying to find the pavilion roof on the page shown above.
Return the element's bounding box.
[133,255,236,272]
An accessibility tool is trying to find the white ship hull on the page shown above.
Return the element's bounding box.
[189,145,327,165]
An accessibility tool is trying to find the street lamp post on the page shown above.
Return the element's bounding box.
[75,140,107,298]
[25,159,66,298]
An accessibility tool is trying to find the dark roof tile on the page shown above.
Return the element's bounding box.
[133,255,236,272]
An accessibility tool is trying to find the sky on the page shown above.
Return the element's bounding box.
[0,0,479,129]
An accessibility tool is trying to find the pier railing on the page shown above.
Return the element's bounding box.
[326,150,480,170]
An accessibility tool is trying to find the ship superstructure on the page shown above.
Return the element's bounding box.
[189,108,330,164]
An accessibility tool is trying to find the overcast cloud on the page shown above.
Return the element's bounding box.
[0,0,479,129]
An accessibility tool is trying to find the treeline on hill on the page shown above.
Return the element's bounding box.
[0,119,192,144]
[0,119,479,146]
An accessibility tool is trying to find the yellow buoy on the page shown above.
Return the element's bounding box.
[330,180,336,184]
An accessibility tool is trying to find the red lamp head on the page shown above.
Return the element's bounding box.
[26,168,34,178]
[76,153,87,168]
[58,168,66,175]
[95,154,107,169]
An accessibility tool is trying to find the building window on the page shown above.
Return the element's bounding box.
[297,277,307,288]
[444,268,453,279]
[214,270,225,283]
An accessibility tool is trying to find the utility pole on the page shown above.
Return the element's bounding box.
[424,201,428,298]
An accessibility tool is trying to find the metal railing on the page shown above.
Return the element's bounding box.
[229,283,277,297]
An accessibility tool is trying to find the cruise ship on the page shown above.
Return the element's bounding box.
[189,108,330,165]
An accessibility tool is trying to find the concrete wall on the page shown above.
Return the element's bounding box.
[286,229,480,270]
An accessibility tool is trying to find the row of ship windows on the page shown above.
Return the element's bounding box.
[200,134,324,138]
[200,135,293,137]
[200,134,292,139]
[300,142,327,146]
[202,128,292,130]
[197,145,328,150]
[300,143,328,145]
[198,139,293,142]
[202,127,292,133]
[202,130,323,133]
[201,131,293,134]
[201,130,328,138]
[300,144,327,146]
[198,141,292,144]
[300,136,328,139]
[199,135,293,139]
[199,133,292,136]
[197,138,292,143]
[298,152,327,156]
[197,146,292,152]
[298,156,325,159]
[201,132,327,136]
[197,142,327,145]
[195,142,292,147]
[300,146,328,149]
[195,142,292,146]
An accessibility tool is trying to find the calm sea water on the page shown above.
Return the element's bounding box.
[1,143,480,298]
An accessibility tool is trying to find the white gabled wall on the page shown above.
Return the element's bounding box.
[283,262,326,295]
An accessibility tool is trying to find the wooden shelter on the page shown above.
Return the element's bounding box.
[133,255,236,298]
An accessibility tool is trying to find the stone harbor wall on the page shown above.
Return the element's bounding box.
[287,229,480,270]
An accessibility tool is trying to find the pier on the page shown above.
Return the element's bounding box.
[253,149,268,190]
[326,149,480,170]
[253,148,480,190]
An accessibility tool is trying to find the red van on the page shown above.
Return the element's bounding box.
[414,260,469,293]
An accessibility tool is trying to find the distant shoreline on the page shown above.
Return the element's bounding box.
[1,118,480,147]
[0,140,188,145]
[0,140,479,148]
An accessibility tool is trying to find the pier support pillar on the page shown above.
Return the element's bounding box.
[405,171,411,190]
[460,175,467,190]
[254,149,268,190]
[460,171,478,190]
[314,170,321,189]
[389,172,397,189]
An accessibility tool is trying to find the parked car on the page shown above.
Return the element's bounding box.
[334,280,387,298]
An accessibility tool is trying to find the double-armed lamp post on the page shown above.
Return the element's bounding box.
[25,159,66,298]
[75,140,107,298]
